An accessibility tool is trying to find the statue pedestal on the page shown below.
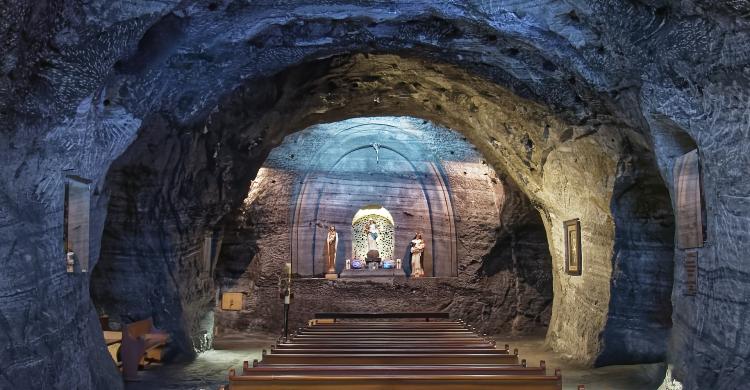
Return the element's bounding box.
[325,273,338,280]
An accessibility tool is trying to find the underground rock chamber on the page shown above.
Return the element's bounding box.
[2,2,747,389]
[89,53,674,387]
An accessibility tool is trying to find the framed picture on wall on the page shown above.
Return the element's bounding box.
[221,292,243,311]
[564,219,582,276]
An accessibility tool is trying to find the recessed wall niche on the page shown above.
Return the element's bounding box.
[351,205,395,261]
[64,175,91,273]
[674,149,705,249]
[564,218,582,276]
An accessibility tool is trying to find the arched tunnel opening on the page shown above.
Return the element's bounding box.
[87,53,675,387]
[208,116,555,339]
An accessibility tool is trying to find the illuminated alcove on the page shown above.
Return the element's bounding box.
[351,205,395,262]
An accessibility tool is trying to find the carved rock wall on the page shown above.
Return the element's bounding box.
[90,116,225,357]
[1,1,746,388]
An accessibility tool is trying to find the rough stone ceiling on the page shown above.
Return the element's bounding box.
[4,0,748,136]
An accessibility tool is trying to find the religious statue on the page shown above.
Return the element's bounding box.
[403,243,412,277]
[326,226,338,274]
[410,233,426,278]
[365,220,379,252]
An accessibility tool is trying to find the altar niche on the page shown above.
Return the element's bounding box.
[289,119,460,278]
[351,206,395,262]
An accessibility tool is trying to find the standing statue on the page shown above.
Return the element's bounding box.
[365,220,379,252]
[326,226,338,274]
[402,241,413,277]
[410,233,426,278]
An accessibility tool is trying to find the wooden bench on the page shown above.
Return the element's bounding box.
[229,369,562,390]
[289,336,491,343]
[297,331,477,336]
[103,330,123,367]
[308,325,467,330]
[308,320,467,327]
[302,323,471,329]
[259,352,520,365]
[227,316,565,390]
[121,318,168,381]
[294,330,480,335]
[285,320,497,348]
[274,343,501,350]
[314,312,451,321]
[312,322,465,327]
[304,328,471,332]
[289,334,494,343]
[243,360,546,375]
[270,348,510,355]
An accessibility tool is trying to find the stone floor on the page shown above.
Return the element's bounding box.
[123,334,278,390]
[495,335,666,390]
[124,333,666,390]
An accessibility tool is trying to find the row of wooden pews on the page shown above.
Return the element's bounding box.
[226,315,567,389]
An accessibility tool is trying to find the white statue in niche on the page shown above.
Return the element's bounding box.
[365,220,379,251]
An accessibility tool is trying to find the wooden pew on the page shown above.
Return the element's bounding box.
[243,360,547,375]
[274,343,500,349]
[309,321,469,329]
[311,323,465,328]
[297,331,477,336]
[121,318,168,381]
[229,368,563,390]
[291,332,483,338]
[289,336,490,343]
[300,329,477,334]
[309,321,470,329]
[270,348,510,355]
[227,314,563,390]
[103,330,123,367]
[300,328,474,333]
[314,312,451,321]
[292,334,480,339]
[283,335,497,341]
[291,336,486,343]
[259,352,520,365]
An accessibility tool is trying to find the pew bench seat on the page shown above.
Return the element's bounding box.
[103,331,123,367]
[229,370,562,390]
[268,348,510,355]
[242,361,547,376]
[274,342,497,349]
[260,353,519,365]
